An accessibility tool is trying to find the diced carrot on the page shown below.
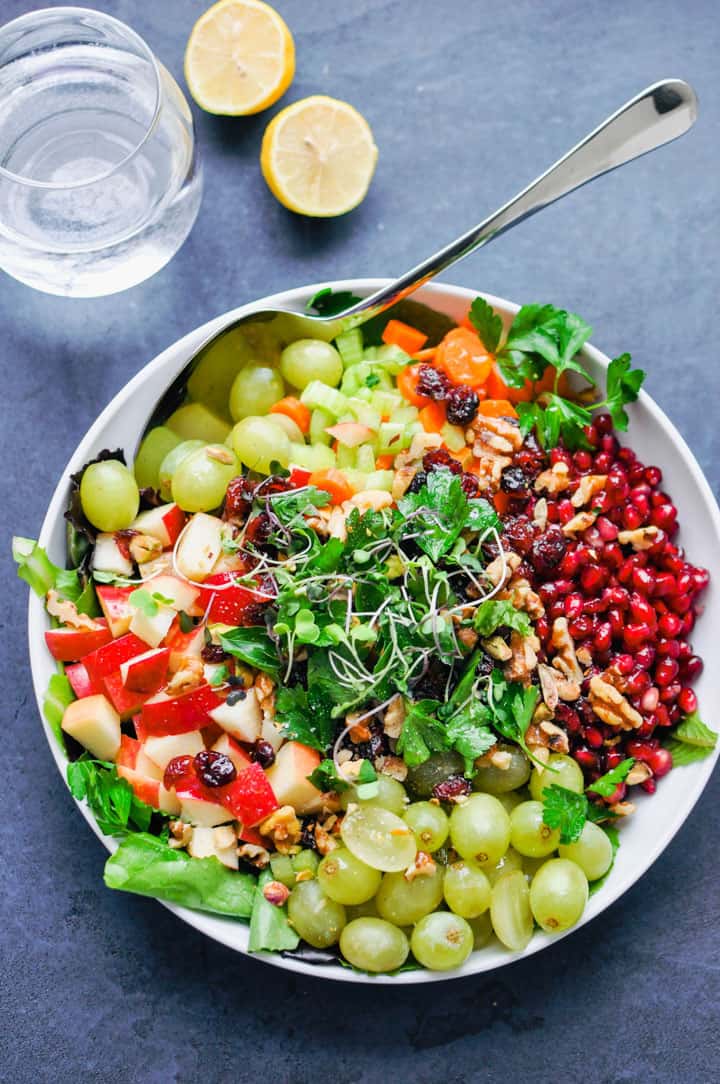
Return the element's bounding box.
[308,468,354,505]
[375,454,394,470]
[493,491,514,516]
[486,363,534,404]
[418,401,447,433]
[270,396,311,433]
[412,347,438,362]
[397,362,430,407]
[382,319,428,355]
[478,399,519,419]
[436,328,493,388]
[450,446,474,470]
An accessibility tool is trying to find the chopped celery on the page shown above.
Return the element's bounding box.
[362,346,379,361]
[355,444,377,473]
[335,329,364,368]
[441,423,467,452]
[270,853,296,888]
[335,443,356,470]
[301,380,349,419]
[342,469,368,494]
[364,470,394,492]
[392,405,419,425]
[310,407,334,445]
[346,399,382,431]
[340,362,367,396]
[371,390,403,417]
[377,421,413,455]
[288,442,337,471]
[375,343,411,373]
[353,386,374,402]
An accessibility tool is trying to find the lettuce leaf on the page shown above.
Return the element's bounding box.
[43,672,74,752]
[104,833,256,918]
[248,868,300,952]
[13,536,98,615]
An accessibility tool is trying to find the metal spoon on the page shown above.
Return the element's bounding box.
[142,78,697,436]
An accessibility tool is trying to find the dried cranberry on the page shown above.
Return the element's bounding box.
[422,447,462,475]
[223,475,255,519]
[529,526,568,577]
[502,515,537,555]
[245,511,275,547]
[432,775,472,802]
[460,473,480,497]
[416,364,451,401]
[501,466,533,495]
[201,642,227,663]
[252,740,276,768]
[446,385,480,426]
[194,750,237,787]
[163,755,195,790]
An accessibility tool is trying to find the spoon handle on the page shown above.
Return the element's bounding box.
[344,79,697,319]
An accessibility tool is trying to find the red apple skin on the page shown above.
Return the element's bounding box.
[221,762,278,826]
[122,648,170,693]
[116,734,141,770]
[237,824,265,846]
[198,573,270,625]
[102,672,152,719]
[96,585,136,637]
[83,632,149,687]
[165,620,205,671]
[157,504,186,547]
[45,620,113,662]
[65,662,98,699]
[288,467,311,487]
[117,764,160,808]
[140,684,223,737]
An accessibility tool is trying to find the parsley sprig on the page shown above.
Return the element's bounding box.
[541,758,635,843]
[67,757,160,837]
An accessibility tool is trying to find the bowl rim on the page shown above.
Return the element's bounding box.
[28,277,720,984]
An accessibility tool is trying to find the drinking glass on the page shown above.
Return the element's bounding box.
[0,7,203,297]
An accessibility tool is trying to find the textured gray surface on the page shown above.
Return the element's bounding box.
[1,1,718,1081]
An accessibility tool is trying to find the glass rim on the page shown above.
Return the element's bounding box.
[0,6,162,191]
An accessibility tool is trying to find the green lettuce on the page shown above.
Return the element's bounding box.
[248,868,300,952]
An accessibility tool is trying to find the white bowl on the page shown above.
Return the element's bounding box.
[28,279,720,984]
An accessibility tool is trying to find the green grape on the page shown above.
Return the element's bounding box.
[269,853,295,888]
[375,865,444,926]
[490,870,534,952]
[267,413,305,444]
[558,822,613,881]
[231,416,291,474]
[403,802,449,852]
[171,445,239,512]
[291,849,320,877]
[468,911,494,950]
[529,754,585,802]
[345,898,380,921]
[340,775,408,816]
[80,460,140,532]
[280,339,343,390]
[186,326,256,420]
[133,426,181,490]
[341,807,417,872]
[449,794,511,865]
[529,858,588,932]
[317,847,382,905]
[339,918,409,973]
[443,860,491,919]
[482,846,524,885]
[166,402,231,444]
[495,791,524,815]
[406,751,465,799]
[158,439,204,501]
[522,854,548,881]
[472,745,531,794]
[229,362,285,421]
[410,912,474,971]
[509,800,561,858]
[287,879,346,948]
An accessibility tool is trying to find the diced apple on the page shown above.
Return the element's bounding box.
[116,764,180,813]
[176,778,232,827]
[165,620,205,672]
[120,647,170,693]
[199,573,267,625]
[62,694,121,761]
[142,730,205,769]
[174,513,224,582]
[142,573,202,615]
[237,824,265,846]
[116,735,164,780]
[139,554,173,580]
[211,733,252,774]
[131,503,186,548]
[221,762,278,826]
[129,603,175,648]
[265,741,323,814]
[261,717,284,752]
[101,672,153,720]
[140,684,222,737]
[65,662,97,699]
[45,620,112,662]
[83,632,149,686]
[188,826,239,870]
[209,688,262,743]
[92,533,134,577]
[96,585,136,637]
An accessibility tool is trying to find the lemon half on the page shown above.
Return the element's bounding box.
[185,0,295,116]
[260,95,378,217]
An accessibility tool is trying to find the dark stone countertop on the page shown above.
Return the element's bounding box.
[1,1,718,1081]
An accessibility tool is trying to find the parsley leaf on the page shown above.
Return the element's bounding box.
[662,739,716,767]
[396,699,449,766]
[268,486,331,524]
[397,471,469,562]
[275,683,335,753]
[541,784,588,844]
[517,396,593,451]
[473,599,532,638]
[307,287,363,317]
[219,627,281,679]
[585,757,634,798]
[603,353,645,431]
[468,296,503,353]
[67,758,157,836]
[308,759,350,793]
[487,670,539,754]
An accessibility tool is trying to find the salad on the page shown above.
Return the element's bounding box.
[16,292,717,975]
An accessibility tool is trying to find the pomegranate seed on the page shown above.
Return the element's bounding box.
[644,466,663,487]
[682,655,703,680]
[655,657,679,686]
[637,720,657,738]
[632,567,656,596]
[628,465,646,485]
[692,568,710,593]
[555,704,581,732]
[574,450,593,471]
[626,669,651,695]
[595,412,614,435]
[594,622,613,652]
[626,739,652,760]
[604,750,625,771]
[676,640,692,661]
[603,783,627,805]
[569,615,594,639]
[654,704,671,727]
[677,687,698,714]
[594,451,614,473]
[549,599,566,620]
[634,645,657,670]
[574,747,598,771]
[618,557,636,585]
[623,623,653,650]
[630,482,651,501]
[580,565,607,595]
[559,548,582,577]
[614,653,635,675]
[669,594,692,616]
[557,498,575,524]
[651,503,677,531]
[629,593,656,625]
[551,448,572,467]
[648,748,672,778]
[674,571,694,596]
[658,612,682,637]
[640,687,660,713]
[681,612,696,636]
[565,593,585,620]
[656,637,680,658]
[606,607,624,636]
[617,445,636,464]
[596,516,619,541]
[584,726,604,749]
[535,615,550,642]
[605,585,629,608]
[641,778,657,794]
[659,682,681,704]
[584,596,608,614]
[622,505,644,530]
[601,433,619,456]
[546,502,560,524]
[654,572,676,597]
[584,424,600,447]
[668,704,682,724]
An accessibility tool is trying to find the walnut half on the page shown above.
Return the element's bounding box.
[588,675,643,731]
